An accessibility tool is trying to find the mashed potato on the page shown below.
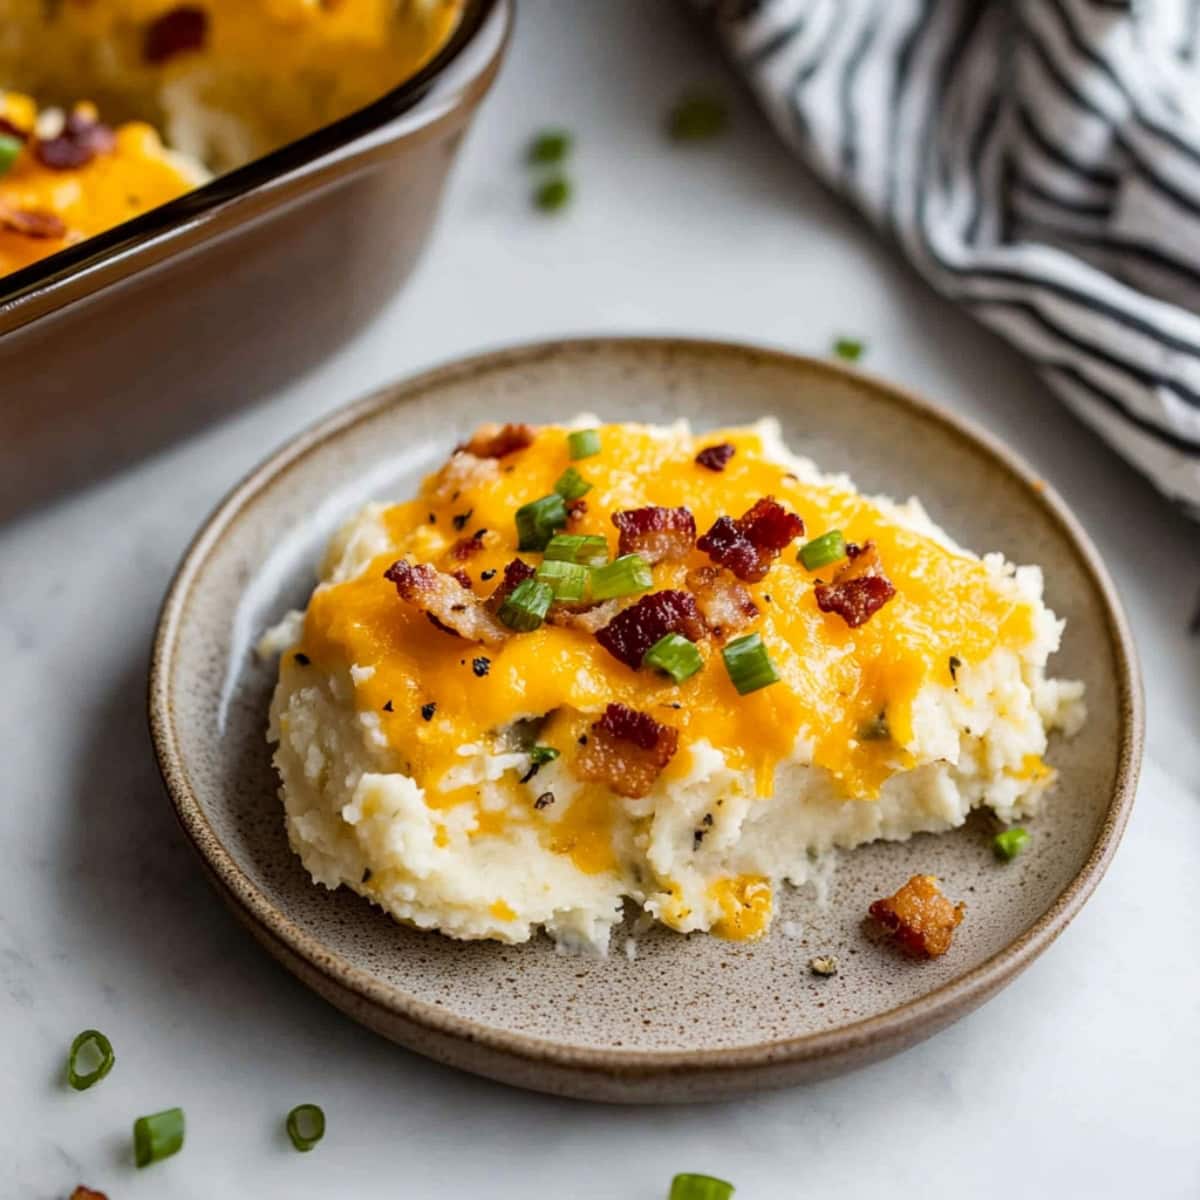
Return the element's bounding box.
[263,419,1085,953]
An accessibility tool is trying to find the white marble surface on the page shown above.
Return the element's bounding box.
[3,4,1198,1197]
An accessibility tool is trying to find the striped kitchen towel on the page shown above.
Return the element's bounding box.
[699,0,1200,518]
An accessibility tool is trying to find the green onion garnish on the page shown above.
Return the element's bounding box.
[133,1107,185,1168]
[833,336,865,362]
[993,827,1031,861]
[515,494,568,551]
[643,633,703,683]
[722,633,779,695]
[567,429,601,460]
[666,92,729,141]
[66,1029,115,1091]
[590,554,653,600]
[798,529,846,570]
[534,176,571,213]
[286,1103,326,1152]
[536,558,589,602]
[528,129,572,165]
[497,578,554,632]
[0,133,22,178]
[553,466,593,501]
[544,532,608,565]
[670,1174,735,1200]
[529,745,560,766]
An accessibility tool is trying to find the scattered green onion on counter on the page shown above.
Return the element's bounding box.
[66,1029,115,1091]
[534,175,571,213]
[590,553,653,600]
[798,528,846,570]
[498,579,555,632]
[285,1103,326,1152]
[993,827,1031,861]
[527,128,572,165]
[133,1107,185,1168]
[536,558,589,602]
[669,1173,735,1200]
[553,466,593,501]
[666,91,729,142]
[567,428,602,459]
[543,532,609,565]
[515,494,569,551]
[833,336,866,362]
[722,632,779,695]
[643,633,703,684]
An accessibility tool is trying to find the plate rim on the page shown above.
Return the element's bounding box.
[148,335,1144,1082]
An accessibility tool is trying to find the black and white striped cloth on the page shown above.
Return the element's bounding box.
[700,0,1200,518]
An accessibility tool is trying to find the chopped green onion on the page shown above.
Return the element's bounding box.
[286,1103,326,1152]
[567,428,601,460]
[536,558,589,602]
[670,1174,735,1200]
[527,128,572,165]
[643,633,703,683]
[534,176,571,212]
[529,745,560,766]
[590,554,653,600]
[722,633,779,695]
[0,134,22,178]
[515,494,568,551]
[666,92,729,141]
[497,578,554,632]
[544,532,608,565]
[833,336,865,362]
[553,466,593,501]
[133,1107,185,1168]
[993,827,1031,861]
[798,529,846,570]
[66,1029,115,1091]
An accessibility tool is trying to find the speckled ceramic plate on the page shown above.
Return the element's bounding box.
[149,338,1142,1102]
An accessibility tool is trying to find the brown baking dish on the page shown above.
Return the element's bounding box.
[0,0,511,519]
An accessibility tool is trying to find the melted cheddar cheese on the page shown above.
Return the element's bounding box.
[297,423,1036,842]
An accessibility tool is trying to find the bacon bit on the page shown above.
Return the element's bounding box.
[547,598,620,634]
[0,204,67,240]
[566,497,588,525]
[143,5,210,64]
[595,590,705,670]
[33,108,116,170]
[814,540,896,627]
[868,874,965,959]
[429,451,501,504]
[685,566,758,640]
[0,116,29,142]
[484,558,536,614]
[459,422,535,459]
[575,703,679,799]
[71,1189,108,1200]
[384,559,508,646]
[612,506,696,564]
[696,496,804,582]
[450,569,473,590]
[450,532,485,561]
[695,442,736,471]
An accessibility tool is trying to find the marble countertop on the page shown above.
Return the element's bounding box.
[3,4,1198,1197]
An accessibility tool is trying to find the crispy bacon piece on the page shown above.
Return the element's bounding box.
[595,590,705,670]
[868,874,965,959]
[0,204,67,239]
[384,559,508,646]
[576,703,679,799]
[450,532,486,561]
[696,496,804,582]
[685,566,758,640]
[484,558,535,613]
[143,5,210,63]
[547,598,620,634]
[34,108,116,170]
[458,422,535,459]
[814,540,896,628]
[695,442,735,471]
[71,1189,108,1200]
[612,506,696,564]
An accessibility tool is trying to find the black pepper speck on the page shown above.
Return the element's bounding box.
[472,657,490,677]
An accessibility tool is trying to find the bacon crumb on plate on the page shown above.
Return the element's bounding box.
[695,441,736,471]
[612,505,697,564]
[0,203,67,239]
[71,1188,108,1200]
[458,422,535,459]
[697,496,804,582]
[575,702,679,798]
[868,874,965,959]
[384,559,508,646]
